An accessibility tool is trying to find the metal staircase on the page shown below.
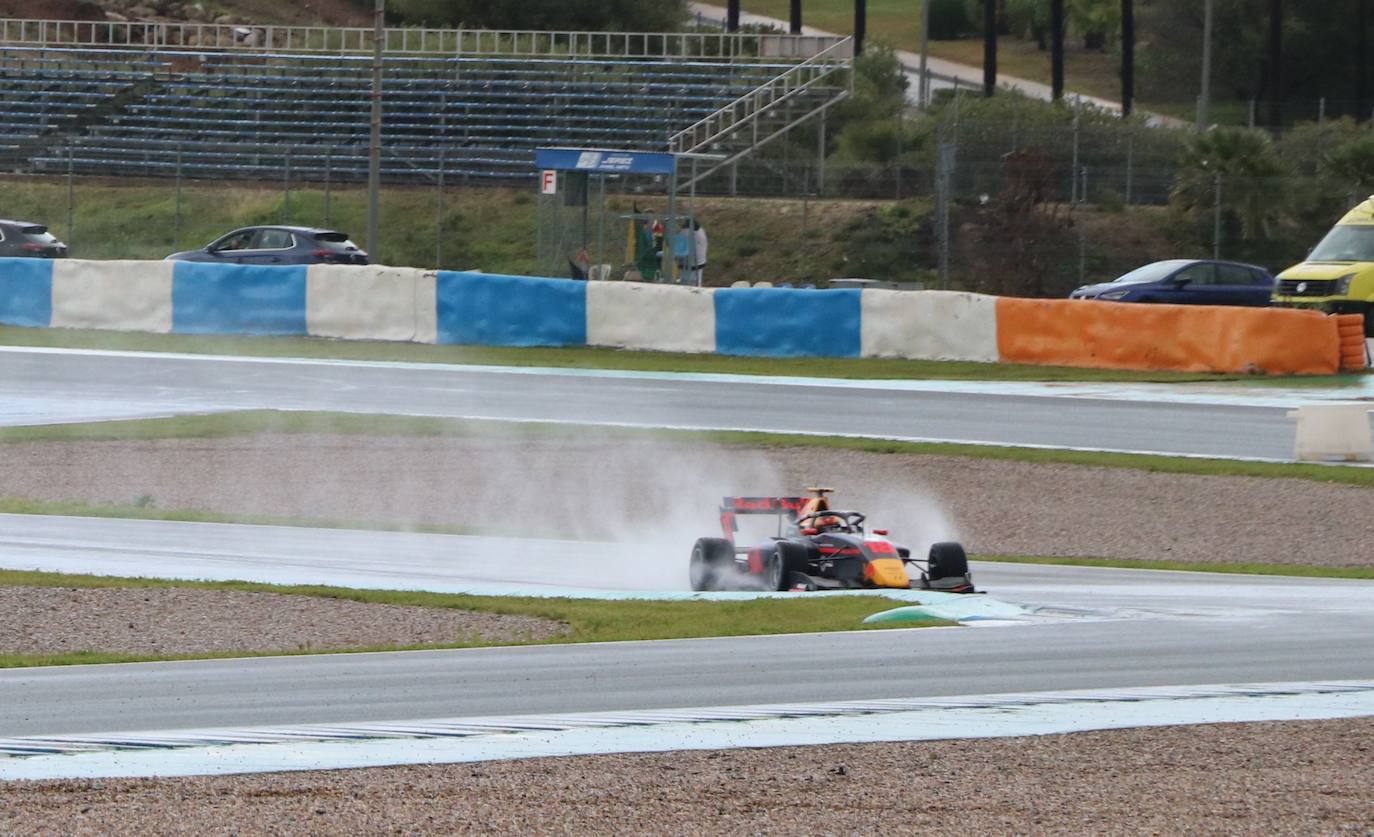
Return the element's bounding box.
[668,37,853,189]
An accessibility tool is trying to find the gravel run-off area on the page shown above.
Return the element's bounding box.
[2,432,1372,831]
[0,587,567,657]
[4,718,1373,835]
[4,433,1373,568]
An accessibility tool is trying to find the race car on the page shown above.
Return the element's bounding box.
[688,488,976,593]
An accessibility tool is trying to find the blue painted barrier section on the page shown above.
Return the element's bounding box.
[171,262,307,335]
[714,287,862,357]
[436,271,587,347]
[0,258,53,328]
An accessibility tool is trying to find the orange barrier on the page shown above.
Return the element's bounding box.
[995,299,1341,375]
[1335,313,1368,371]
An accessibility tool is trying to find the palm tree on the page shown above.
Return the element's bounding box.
[1170,127,1287,242]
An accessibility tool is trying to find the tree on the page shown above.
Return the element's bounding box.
[1324,136,1374,197]
[1170,127,1287,244]
[830,43,915,162]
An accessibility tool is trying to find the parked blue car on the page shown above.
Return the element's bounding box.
[1069,259,1275,306]
[165,226,368,265]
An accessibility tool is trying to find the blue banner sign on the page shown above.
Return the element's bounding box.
[535,148,677,175]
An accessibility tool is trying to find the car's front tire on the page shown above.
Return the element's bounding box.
[927,542,969,579]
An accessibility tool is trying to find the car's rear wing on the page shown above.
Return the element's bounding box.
[718,496,810,542]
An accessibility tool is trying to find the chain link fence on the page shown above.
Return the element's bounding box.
[8,107,1369,293]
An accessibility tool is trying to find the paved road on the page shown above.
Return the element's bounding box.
[0,346,1337,459]
[3,514,1373,737]
[3,574,1371,737]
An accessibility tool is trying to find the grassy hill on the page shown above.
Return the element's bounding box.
[1,175,1187,292]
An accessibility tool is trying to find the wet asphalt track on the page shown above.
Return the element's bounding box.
[2,514,1373,737]
[1,346,1372,752]
[2,346,1363,459]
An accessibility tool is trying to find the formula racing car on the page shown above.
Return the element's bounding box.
[689,488,976,593]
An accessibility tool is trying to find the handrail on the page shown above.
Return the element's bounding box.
[0,18,847,60]
[667,37,853,154]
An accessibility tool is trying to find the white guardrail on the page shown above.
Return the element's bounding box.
[0,18,847,60]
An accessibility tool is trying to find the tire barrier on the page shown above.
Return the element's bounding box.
[996,297,1341,375]
[1335,313,1368,372]
[0,259,1356,374]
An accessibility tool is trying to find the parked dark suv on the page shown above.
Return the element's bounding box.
[1070,259,1275,306]
[165,226,368,265]
[0,220,67,258]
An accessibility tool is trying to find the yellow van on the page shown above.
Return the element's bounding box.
[1273,195,1374,335]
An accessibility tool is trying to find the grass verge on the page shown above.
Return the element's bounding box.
[976,555,1374,580]
[4,325,1355,384]
[0,568,949,669]
[5,410,1374,490]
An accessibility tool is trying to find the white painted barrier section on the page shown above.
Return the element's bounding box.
[587,281,716,353]
[1286,403,1374,461]
[50,259,173,333]
[860,289,999,362]
[306,265,437,344]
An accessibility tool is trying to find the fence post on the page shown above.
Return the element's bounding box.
[435,144,445,269]
[895,109,903,199]
[936,139,954,291]
[65,140,74,249]
[816,111,826,197]
[1078,218,1086,284]
[1125,128,1134,206]
[1317,97,1327,157]
[282,145,292,224]
[174,143,183,251]
[1070,106,1080,204]
[1010,102,1019,153]
[1213,172,1222,260]
[323,148,332,227]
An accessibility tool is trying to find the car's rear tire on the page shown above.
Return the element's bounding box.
[927,542,969,580]
[690,537,732,591]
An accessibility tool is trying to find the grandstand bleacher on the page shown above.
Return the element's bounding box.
[0,21,851,185]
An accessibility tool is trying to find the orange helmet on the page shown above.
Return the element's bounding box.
[800,493,841,531]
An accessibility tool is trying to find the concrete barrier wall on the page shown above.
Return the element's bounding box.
[436,271,586,347]
[586,282,716,353]
[0,258,1352,374]
[307,264,436,344]
[715,287,861,357]
[996,298,1341,375]
[52,259,173,333]
[0,257,53,328]
[860,289,999,362]
[172,262,308,336]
